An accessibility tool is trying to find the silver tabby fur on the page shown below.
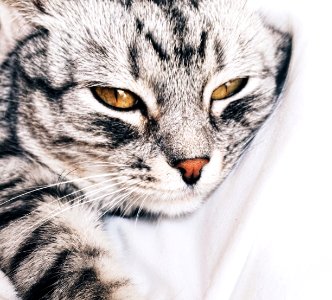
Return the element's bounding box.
[0,0,292,299]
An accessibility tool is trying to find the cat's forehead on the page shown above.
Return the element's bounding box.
[44,0,259,53]
[33,0,278,104]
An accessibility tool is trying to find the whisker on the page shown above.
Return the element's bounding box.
[121,189,146,218]
[135,194,149,227]
[0,178,138,248]
[98,186,140,220]
[23,180,140,235]
[0,172,123,208]
[37,176,130,212]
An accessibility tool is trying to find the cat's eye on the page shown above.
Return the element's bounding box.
[92,87,138,110]
[211,78,248,101]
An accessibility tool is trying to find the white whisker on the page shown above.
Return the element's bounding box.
[135,193,149,227]
[97,187,140,221]
[0,172,123,208]
[22,180,140,235]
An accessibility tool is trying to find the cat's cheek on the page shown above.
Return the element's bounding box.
[147,156,185,190]
[198,149,224,186]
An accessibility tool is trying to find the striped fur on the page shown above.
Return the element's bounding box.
[0,0,292,298]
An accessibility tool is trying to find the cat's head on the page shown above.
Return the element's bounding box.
[3,0,291,217]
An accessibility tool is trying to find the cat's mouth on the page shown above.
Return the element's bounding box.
[75,151,223,216]
[108,182,216,218]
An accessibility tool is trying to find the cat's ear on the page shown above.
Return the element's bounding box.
[2,0,53,25]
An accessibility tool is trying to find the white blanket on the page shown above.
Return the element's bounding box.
[1,1,332,299]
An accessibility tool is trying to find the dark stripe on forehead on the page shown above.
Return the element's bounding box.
[174,44,196,67]
[136,18,144,34]
[198,31,208,59]
[173,34,209,67]
[145,32,170,61]
[190,0,200,9]
[214,39,225,70]
[133,4,207,67]
[119,0,133,8]
[167,6,207,66]
[151,0,175,7]
[170,7,188,36]
[128,43,140,79]
[33,0,51,15]
[151,0,198,10]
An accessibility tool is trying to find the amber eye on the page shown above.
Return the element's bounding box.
[93,87,138,110]
[211,78,248,101]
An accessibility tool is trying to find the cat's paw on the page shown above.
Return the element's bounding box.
[49,276,144,300]
[52,265,144,300]
[15,249,144,300]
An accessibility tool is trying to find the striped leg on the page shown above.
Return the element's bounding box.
[0,187,140,300]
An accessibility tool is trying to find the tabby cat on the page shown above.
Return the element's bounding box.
[0,0,291,299]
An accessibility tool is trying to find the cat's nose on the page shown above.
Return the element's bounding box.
[175,158,209,185]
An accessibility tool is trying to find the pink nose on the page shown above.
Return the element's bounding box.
[175,158,209,185]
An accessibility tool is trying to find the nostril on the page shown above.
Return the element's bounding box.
[175,158,209,185]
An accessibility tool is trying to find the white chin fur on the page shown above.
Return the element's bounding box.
[130,191,206,217]
[139,194,206,217]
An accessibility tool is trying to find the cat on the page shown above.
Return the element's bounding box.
[0,0,292,299]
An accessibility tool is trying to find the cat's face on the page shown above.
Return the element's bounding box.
[5,0,291,217]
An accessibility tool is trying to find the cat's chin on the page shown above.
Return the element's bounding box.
[100,180,220,219]
[119,192,208,219]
